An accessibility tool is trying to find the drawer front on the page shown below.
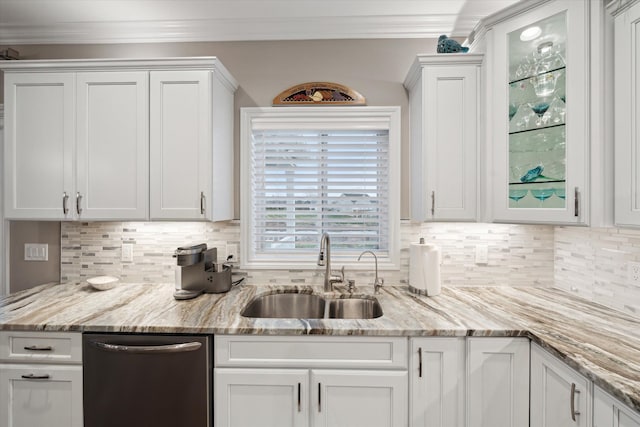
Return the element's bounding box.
[0,331,82,364]
[215,335,407,369]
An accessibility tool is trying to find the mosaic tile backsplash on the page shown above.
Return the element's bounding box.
[61,221,555,288]
[555,226,640,318]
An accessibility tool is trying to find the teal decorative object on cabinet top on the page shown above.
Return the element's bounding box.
[437,35,469,53]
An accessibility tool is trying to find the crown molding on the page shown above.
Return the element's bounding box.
[0,57,238,91]
[0,14,473,45]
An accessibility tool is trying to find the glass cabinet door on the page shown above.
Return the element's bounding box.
[490,0,588,224]
[508,12,567,210]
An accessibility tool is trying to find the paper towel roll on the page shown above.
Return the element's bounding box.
[409,242,441,296]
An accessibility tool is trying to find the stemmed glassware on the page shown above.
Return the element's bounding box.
[530,188,555,206]
[509,189,529,203]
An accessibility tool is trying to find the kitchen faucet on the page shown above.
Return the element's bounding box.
[357,250,384,294]
[318,232,344,292]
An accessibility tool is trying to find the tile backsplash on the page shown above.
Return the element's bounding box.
[555,226,640,318]
[61,221,555,288]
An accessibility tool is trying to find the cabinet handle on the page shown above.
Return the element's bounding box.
[297,382,301,412]
[21,374,50,380]
[318,382,321,412]
[431,191,435,216]
[574,187,579,217]
[62,192,69,215]
[418,347,423,378]
[24,345,53,351]
[200,192,205,215]
[76,192,83,215]
[570,383,581,421]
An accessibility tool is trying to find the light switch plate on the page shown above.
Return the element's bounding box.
[122,243,134,262]
[475,244,489,265]
[24,243,48,261]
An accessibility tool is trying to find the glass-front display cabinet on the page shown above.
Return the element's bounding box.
[490,0,588,224]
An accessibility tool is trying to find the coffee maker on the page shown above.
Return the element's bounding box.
[173,243,237,300]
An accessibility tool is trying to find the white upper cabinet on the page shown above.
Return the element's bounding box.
[150,70,212,220]
[405,54,482,222]
[480,0,591,224]
[613,0,640,227]
[4,73,75,220]
[76,71,149,220]
[149,65,236,221]
[2,57,237,221]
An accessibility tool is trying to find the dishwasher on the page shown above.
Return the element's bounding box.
[83,333,211,427]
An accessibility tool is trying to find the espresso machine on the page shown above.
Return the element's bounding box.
[173,243,239,300]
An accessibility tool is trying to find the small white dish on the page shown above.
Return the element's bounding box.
[87,276,120,291]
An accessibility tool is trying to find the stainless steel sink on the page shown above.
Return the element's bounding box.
[241,292,326,319]
[328,297,383,319]
[241,291,383,319]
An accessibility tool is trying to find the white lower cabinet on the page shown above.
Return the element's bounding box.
[594,385,640,427]
[312,369,407,427]
[0,331,83,427]
[467,337,530,427]
[410,337,465,427]
[215,368,309,427]
[0,364,83,427]
[531,343,592,427]
[214,335,408,427]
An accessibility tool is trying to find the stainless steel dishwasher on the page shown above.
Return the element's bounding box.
[83,333,211,427]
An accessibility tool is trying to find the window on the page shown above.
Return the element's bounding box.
[240,107,400,269]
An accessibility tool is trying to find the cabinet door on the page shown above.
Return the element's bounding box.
[311,369,407,427]
[467,337,530,427]
[490,0,588,224]
[530,343,591,427]
[215,368,309,427]
[4,73,75,220]
[409,58,480,222]
[0,364,82,427]
[614,0,640,226]
[410,337,464,427]
[594,385,640,427]
[150,70,212,220]
[76,71,149,220]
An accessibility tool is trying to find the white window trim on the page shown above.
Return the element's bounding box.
[240,106,401,270]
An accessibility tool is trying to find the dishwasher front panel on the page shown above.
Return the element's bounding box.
[83,333,211,427]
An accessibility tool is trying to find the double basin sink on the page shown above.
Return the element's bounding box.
[241,291,383,320]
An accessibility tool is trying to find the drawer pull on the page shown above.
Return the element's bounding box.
[318,382,321,413]
[21,374,50,380]
[570,383,581,421]
[297,382,301,412]
[24,345,53,351]
[418,347,423,378]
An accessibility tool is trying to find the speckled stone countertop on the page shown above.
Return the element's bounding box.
[1,281,639,412]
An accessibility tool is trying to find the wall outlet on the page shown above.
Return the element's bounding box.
[628,261,640,284]
[121,243,134,262]
[24,243,48,261]
[475,244,489,265]
[227,243,239,262]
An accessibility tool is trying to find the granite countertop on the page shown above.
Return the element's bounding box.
[1,281,639,412]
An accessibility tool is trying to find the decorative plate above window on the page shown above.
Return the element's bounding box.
[272,82,366,106]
